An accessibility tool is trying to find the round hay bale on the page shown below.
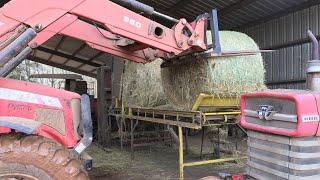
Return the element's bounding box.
[161,31,266,109]
[122,59,168,107]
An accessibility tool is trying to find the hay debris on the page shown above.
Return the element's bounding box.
[161,31,266,109]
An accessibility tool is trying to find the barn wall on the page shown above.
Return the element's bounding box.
[240,4,320,89]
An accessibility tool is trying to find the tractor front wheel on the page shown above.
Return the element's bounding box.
[0,135,88,180]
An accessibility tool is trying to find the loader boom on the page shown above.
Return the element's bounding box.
[0,0,210,64]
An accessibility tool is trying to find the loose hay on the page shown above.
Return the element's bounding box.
[122,59,168,107]
[161,31,266,109]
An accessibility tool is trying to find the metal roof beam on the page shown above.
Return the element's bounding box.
[62,43,87,65]
[218,0,258,17]
[234,0,320,30]
[30,73,83,80]
[0,0,9,8]
[47,36,66,62]
[36,46,102,67]
[76,51,104,69]
[166,0,193,14]
[28,56,96,78]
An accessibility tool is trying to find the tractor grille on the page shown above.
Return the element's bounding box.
[244,97,297,131]
[247,130,320,180]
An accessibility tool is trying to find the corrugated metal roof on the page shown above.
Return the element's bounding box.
[3,0,319,77]
[139,0,319,29]
[29,35,113,78]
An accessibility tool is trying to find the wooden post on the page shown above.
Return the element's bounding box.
[97,66,112,146]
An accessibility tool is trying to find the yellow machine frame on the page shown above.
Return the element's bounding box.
[111,94,246,180]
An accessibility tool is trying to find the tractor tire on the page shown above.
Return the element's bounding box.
[0,134,89,180]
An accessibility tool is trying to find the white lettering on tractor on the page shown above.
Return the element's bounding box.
[302,115,320,122]
[0,88,62,108]
[123,16,141,29]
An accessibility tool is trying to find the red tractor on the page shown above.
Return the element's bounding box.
[239,31,320,180]
[0,0,298,179]
[0,78,92,179]
[0,0,214,179]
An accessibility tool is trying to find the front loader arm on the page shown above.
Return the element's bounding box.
[0,0,209,64]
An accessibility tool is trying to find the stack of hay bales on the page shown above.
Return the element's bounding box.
[122,31,266,110]
[161,31,266,109]
[122,59,168,107]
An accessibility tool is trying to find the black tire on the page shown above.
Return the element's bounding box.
[0,134,89,180]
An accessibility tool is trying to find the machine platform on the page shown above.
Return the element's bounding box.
[109,93,246,180]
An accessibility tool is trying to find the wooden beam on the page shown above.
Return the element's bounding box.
[234,0,320,30]
[97,66,112,146]
[36,46,102,67]
[219,0,258,16]
[28,56,96,78]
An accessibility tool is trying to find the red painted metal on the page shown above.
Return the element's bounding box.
[30,14,78,46]
[59,18,152,63]
[0,0,209,148]
[0,0,208,63]
[0,78,80,147]
[231,174,246,180]
[240,90,320,137]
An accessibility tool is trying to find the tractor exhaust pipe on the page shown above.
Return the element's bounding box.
[0,28,36,66]
[73,94,93,155]
[306,30,320,91]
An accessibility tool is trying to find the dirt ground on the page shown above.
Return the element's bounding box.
[87,128,247,180]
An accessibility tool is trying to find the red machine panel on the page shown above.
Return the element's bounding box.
[240,89,320,137]
[0,78,80,147]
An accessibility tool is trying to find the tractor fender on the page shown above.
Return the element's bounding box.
[0,116,41,134]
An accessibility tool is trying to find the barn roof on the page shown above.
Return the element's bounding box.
[2,0,319,77]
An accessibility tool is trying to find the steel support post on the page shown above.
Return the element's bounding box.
[178,126,184,180]
[131,119,134,159]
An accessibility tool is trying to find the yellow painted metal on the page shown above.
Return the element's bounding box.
[183,156,247,167]
[115,97,119,108]
[128,108,133,116]
[192,93,239,111]
[121,99,125,115]
[204,111,240,116]
[177,125,246,180]
[224,115,228,122]
[202,111,240,125]
[111,94,243,180]
[178,126,184,180]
